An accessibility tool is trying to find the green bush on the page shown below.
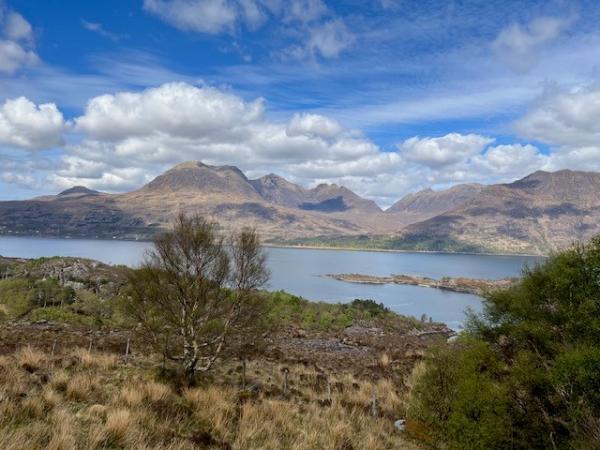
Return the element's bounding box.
[265,291,403,331]
[409,236,600,449]
[29,307,95,326]
[0,278,36,318]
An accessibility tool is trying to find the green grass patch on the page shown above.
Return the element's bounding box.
[29,306,96,326]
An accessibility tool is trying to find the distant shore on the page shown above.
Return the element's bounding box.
[264,242,546,258]
[0,233,546,258]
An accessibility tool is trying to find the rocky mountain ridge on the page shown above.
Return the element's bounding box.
[1,162,599,254]
[396,170,600,254]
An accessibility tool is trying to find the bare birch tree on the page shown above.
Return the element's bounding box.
[125,214,269,380]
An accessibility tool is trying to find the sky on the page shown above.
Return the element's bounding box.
[1,0,600,207]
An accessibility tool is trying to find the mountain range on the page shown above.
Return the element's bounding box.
[1,161,599,255]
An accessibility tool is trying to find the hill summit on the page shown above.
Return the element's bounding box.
[2,163,600,254]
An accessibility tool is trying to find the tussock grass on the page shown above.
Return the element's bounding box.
[99,408,132,447]
[0,347,419,450]
[66,373,96,401]
[72,347,118,370]
[48,408,76,450]
[121,385,144,407]
[143,380,171,403]
[16,345,47,371]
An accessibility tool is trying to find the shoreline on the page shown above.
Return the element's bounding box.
[263,242,546,258]
[326,272,517,296]
[0,233,547,258]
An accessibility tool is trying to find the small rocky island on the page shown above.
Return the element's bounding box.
[327,273,516,295]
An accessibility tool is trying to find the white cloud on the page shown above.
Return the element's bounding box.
[514,84,600,173]
[53,82,382,191]
[143,0,329,34]
[0,97,66,150]
[285,0,326,23]
[143,0,351,60]
[0,155,53,192]
[0,171,35,188]
[492,16,572,72]
[399,133,494,168]
[239,0,268,30]
[75,82,264,141]
[0,39,38,74]
[4,12,33,43]
[471,144,547,176]
[81,20,125,42]
[144,0,245,34]
[517,84,600,147]
[281,18,354,60]
[306,19,354,58]
[0,8,38,74]
[286,113,343,139]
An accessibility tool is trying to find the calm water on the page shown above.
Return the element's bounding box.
[0,236,543,329]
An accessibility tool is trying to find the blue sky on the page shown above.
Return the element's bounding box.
[2,0,600,206]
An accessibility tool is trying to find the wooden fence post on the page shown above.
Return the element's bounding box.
[282,367,289,395]
[242,359,247,389]
[124,338,130,364]
[371,389,378,417]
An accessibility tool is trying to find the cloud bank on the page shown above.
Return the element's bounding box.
[3,81,589,207]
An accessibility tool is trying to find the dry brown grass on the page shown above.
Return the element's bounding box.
[102,408,132,445]
[0,346,420,450]
[66,372,95,401]
[143,380,171,403]
[48,408,76,450]
[15,345,47,371]
[50,368,70,392]
[73,347,118,370]
[184,385,237,440]
[121,385,145,407]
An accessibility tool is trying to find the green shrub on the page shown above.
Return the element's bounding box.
[409,236,600,449]
[0,278,36,318]
[29,307,95,326]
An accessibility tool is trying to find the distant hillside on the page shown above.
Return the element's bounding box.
[0,162,382,241]
[395,170,600,254]
[250,173,381,214]
[386,184,483,225]
[1,164,600,254]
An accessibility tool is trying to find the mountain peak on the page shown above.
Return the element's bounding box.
[58,186,100,196]
[139,161,258,199]
[387,183,483,216]
[250,174,307,208]
[171,161,207,170]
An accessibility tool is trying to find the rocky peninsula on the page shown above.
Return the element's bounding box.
[326,273,516,295]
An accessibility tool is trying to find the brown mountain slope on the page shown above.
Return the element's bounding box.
[0,162,381,240]
[385,183,483,226]
[250,174,382,214]
[139,161,261,200]
[397,170,600,254]
[2,164,600,254]
[250,174,307,208]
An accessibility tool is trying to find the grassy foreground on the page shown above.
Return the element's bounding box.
[0,345,420,450]
[0,255,449,449]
